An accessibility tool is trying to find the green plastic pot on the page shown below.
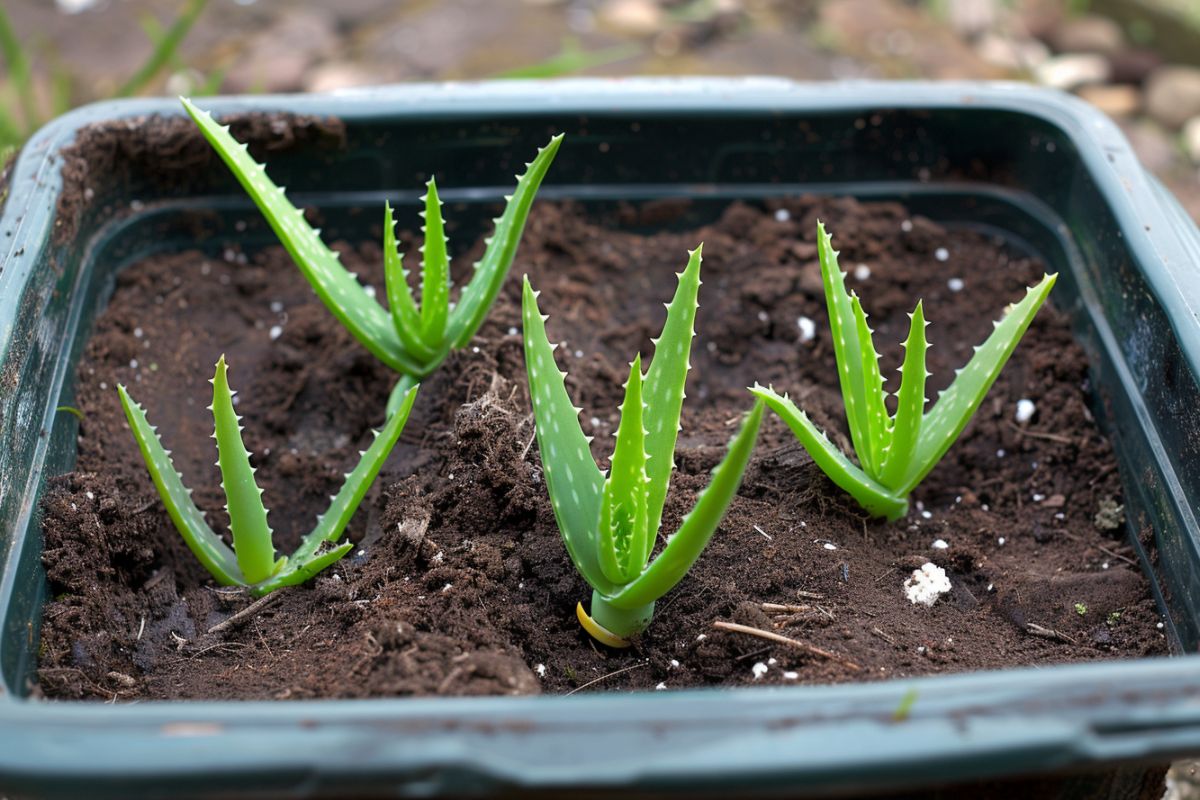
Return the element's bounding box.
[2,79,1199,799]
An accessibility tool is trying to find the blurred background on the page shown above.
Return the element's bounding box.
[2,0,1200,794]
[3,0,1200,221]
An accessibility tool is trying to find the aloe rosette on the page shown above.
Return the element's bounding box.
[181,98,561,415]
[523,246,765,646]
[752,222,1056,520]
[119,356,418,595]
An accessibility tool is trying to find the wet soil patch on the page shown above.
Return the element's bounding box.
[37,195,1167,700]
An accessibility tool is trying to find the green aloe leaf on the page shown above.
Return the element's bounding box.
[608,400,764,610]
[449,135,564,348]
[521,276,613,595]
[418,178,450,347]
[849,291,890,472]
[598,355,650,585]
[118,385,243,585]
[642,245,701,549]
[900,273,1057,494]
[211,355,278,585]
[255,384,418,596]
[383,202,438,363]
[879,302,928,489]
[182,98,421,376]
[817,222,886,474]
[748,385,907,520]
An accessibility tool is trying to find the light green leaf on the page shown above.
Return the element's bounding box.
[255,542,353,595]
[211,355,277,585]
[608,400,764,609]
[850,291,889,474]
[642,245,701,549]
[522,276,613,595]
[418,178,450,347]
[449,135,563,348]
[598,355,650,585]
[118,384,244,586]
[817,222,879,474]
[749,385,907,520]
[901,274,1057,493]
[879,302,927,490]
[181,98,420,375]
[383,201,438,364]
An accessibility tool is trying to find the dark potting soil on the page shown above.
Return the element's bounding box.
[36,195,1168,701]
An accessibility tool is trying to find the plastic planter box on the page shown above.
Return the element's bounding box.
[1,79,1199,799]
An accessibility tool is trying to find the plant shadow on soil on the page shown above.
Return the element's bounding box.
[36,194,1167,701]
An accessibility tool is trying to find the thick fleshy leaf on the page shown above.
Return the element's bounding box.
[182,98,421,375]
[449,135,563,348]
[522,276,613,595]
[598,355,650,585]
[211,356,277,585]
[817,222,879,473]
[849,291,889,475]
[118,385,244,586]
[879,302,927,490]
[254,542,353,595]
[900,274,1057,494]
[383,202,437,364]
[607,400,764,609]
[418,178,450,347]
[749,385,908,521]
[642,245,701,550]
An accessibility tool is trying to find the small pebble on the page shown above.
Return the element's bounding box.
[997,537,1006,546]
[853,264,871,281]
[931,538,949,550]
[901,220,913,232]
[1015,398,1036,423]
[655,682,667,690]
[751,662,769,680]
[669,659,680,669]
[269,325,283,341]
[1158,622,1165,630]
[270,301,284,313]
[133,327,144,338]
[1032,493,1045,502]
[783,671,799,680]
[774,208,790,222]
[508,326,518,336]
[947,277,964,292]
[756,311,769,323]
[997,448,1007,458]
[921,510,932,520]
[797,316,816,343]
[822,542,838,551]
[935,247,949,262]
[535,664,546,677]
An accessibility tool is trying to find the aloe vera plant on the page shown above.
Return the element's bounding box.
[523,246,765,646]
[751,222,1056,521]
[181,98,562,415]
[118,356,418,595]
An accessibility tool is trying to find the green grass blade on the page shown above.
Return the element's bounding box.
[608,400,764,610]
[182,99,420,375]
[901,274,1057,494]
[418,178,450,347]
[0,5,37,133]
[598,355,650,585]
[211,356,277,585]
[116,0,207,97]
[849,291,889,475]
[264,385,418,594]
[642,245,702,550]
[817,222,879,473]
[383,202,438,363]
[522,277,613,594]
[750,385,907,520]
[879,301,927,490]
[118,385,244,586]
[448,135,563,348]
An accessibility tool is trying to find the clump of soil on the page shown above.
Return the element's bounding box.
[37,195,1167,701]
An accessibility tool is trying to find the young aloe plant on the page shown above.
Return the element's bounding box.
[751,222,1056,521]
[523,246,765,646]
[118,356,418,596]
[180,97,562,416]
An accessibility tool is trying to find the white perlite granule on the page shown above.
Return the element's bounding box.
[904,563,951,606]
[1015,398,1036,423]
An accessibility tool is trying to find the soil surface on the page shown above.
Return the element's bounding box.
[37,195,1168,701]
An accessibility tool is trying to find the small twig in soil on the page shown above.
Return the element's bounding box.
[1025,623,1077,645]
[563,661,648,696]
[207,592,281,636]
[814,605,836,621]
[1094,543,1138,567]
[1088,462,1117,486]
[712,620,861,671]
[1006,421,1076,445]
[796,590,825,600]
[874,567,897,584]
[762,602,812,614]
[752,524,773,541]
[870,626,896,645]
